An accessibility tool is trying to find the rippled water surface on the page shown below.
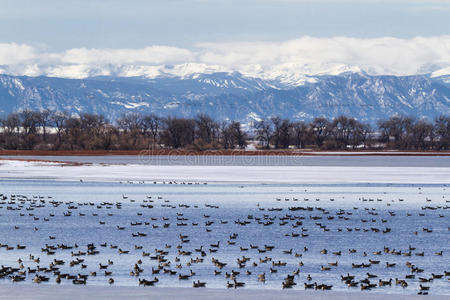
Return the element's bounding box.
[0,179,448,295]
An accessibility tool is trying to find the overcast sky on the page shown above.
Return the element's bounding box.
[1,0,449,78]
[2,0,449,50]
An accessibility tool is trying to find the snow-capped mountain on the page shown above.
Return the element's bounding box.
[0,72,449,124]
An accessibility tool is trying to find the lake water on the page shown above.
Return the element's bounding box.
[2,155,450,167]
[0,178,448,295]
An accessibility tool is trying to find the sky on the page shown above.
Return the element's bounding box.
[0,0,449,79]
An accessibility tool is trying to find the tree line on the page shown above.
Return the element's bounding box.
[0,110,449,151]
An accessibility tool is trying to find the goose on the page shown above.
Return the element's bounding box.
[378,279,392,286]
[210,241,220,248]
[192,280,206,288]
[233,279,245,288]
[304,282,314,289]
[178,274,190,280]
[386,262,396,268]
[321,265,331,271]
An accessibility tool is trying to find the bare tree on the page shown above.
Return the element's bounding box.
[0,113,20,149]
[408,119,433,150]
[36,110,51,142]
[51,111,68,149]
[310,117,330,148]
[292,121,309,149]
[352,122,372,149]
[19,110,40,149]
[142,114,162,147]
[0,109,447,151]
[271,117,291,149]
[195,114,216,145]
[161,117,195,148]
[377,116,413,149]
[231,121,248,149]
[64,117,82,150]
[434,115,450,150]
[220,121,235,149]
[254,120,272,149]
[117,112,144,149]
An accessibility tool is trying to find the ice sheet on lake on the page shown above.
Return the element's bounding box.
[0,160,449,184]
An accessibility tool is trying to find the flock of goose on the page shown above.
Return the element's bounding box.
[0,183,448,296]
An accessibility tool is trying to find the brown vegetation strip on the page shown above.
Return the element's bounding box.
[0,149,449,156]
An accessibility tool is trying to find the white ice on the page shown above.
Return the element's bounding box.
[0,160,449,184]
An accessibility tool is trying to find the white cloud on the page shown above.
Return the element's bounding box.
[59,46,194,65]
[0,43,36,65]
[0,36,449,81]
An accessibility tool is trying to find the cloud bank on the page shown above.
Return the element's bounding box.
[1,36,449,82]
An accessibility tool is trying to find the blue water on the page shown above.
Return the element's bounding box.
[1,155,450,167]
[0,179,448,295]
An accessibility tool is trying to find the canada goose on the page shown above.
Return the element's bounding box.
[341,273,355,281]
[432,273,443,279]
[192,280,206,288]
[118,248,129,254]
[378,279,392,286]
[233,279,245,288]
[283,248,292,254]
[304,282,314,289]
[178,274,190,280]
[386,262,396,268]
[210,241,220,248]
[395,278,408,287]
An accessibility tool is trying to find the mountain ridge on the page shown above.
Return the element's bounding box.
[0,72,449,125]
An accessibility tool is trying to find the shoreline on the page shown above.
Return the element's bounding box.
[0,285,445,300]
